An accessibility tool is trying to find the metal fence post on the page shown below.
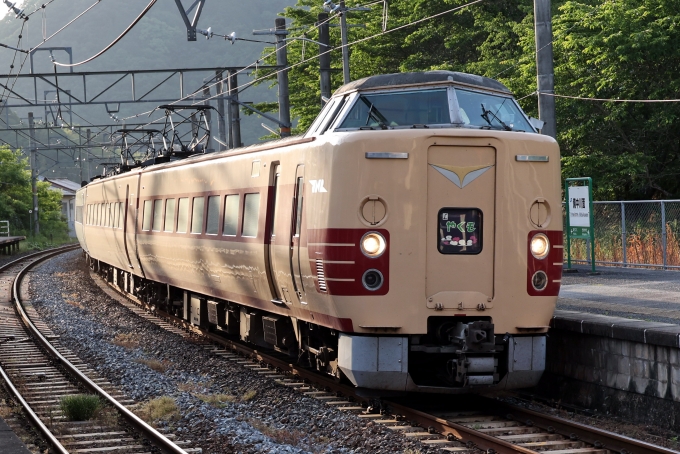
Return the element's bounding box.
[621,202,626,267]
[662,201,667,270]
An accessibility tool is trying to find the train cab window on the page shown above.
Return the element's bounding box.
[142,200,152,231]
[338,89,449,129]
[191,197,205,234]
[223,195,239,236]
[454,88,533,131]
[177,197,189,233]
[152,200,163,232]
[206,196,220,235]
[242,193,260,237]
[307,97,339,135]
[164,199,176,232]
[320,96,348,134]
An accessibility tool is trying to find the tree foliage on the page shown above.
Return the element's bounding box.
[0,145,68,238]
[256,0,680,200]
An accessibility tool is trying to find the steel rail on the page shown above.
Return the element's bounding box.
[495,401,678,454]
[98,268,677,454]
[8,246,188,454]
[0,245,79,454]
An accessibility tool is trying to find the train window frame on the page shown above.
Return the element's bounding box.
[191,196,205,234]
[320,96,350,135]
[306,97,340,136]
[164,198,176,233]
[152,199,163,232]
[177,197,190,233]
[222,194,240,236]
[242,192,261,238]
[142,200,153,231]
[206,195,220,235]
[453,88,534,132]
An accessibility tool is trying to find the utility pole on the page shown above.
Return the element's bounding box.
[339,1,350,84]
[318,13,332,105]
[534,0,556,139]
[28,112,39,236]
[228,71,242,148]
[275,18,291,137]
[215,71,227,148]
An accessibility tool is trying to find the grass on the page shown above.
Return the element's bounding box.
[112,333,140,349]
[61,292,84,309]
[136,396,179,423]
[195,393,235,407]
[134,358,170,373]
[241,389,257,402]
[60,394,102,421]
[250,418,306,446]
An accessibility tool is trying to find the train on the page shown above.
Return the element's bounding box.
[75,70,562,393]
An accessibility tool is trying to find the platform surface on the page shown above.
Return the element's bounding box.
[559,264,680,324]
[0,416,32,453]
[0,236,25,246]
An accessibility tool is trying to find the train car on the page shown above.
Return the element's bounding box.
[76,71,562,393]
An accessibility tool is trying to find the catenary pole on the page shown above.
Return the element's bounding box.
[28,112,39,235]
[318,12,332,105]
[534,0,556,138]
[228,71,242,147]
[86,128,91,183]
[339,1,350,84]
[275,18,291,137]
[215,71,227,148]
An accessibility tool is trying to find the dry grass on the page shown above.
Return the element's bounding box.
[195,393,235,407]
[250,418,305,445]
[177,380,212,393]
[241,389,257,402]
[135,396,179,423]
[61,292,83,309]
[134,358,171,373]
[112,332,140,349]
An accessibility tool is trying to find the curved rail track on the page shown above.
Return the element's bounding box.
[0,246,200,454]
[88,260,679,454]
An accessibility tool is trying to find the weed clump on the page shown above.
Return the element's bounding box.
[137,396,178,422]
[60,394,101,421]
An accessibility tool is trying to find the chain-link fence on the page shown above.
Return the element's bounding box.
[566,200,680,269]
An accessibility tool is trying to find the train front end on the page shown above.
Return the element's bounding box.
[307,71,562,392]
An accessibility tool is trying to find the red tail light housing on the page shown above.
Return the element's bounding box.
[527,230,563,296]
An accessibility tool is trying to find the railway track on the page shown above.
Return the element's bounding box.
[0,246,201,454]
[88,261,679,454]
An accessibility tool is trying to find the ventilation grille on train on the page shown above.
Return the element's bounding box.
[316,260,327,292]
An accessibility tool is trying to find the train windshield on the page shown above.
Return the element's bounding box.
[454,88,533,132]
[339,89,450,129]
[336,87,534,132]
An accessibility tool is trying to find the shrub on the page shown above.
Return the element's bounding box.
[60,394,101,421]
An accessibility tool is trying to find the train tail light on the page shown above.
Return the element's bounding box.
[527,230,562,296]
[362,269,384,291]
[531,271,548,291]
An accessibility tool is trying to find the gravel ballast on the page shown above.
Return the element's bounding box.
[29,251,441,454]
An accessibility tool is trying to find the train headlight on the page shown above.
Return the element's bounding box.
[530,233,550,260]
[361,232,386,258]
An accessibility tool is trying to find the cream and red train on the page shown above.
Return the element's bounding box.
[75,71,562,393]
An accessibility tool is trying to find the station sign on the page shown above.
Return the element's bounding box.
[565,177,596,272]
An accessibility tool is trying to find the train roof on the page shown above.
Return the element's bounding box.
[335,70,512,95]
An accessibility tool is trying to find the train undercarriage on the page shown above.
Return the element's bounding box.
[91,256,546,393]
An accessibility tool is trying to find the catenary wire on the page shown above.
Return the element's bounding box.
[30,0,102,53]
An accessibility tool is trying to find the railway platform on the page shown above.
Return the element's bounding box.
[0,237,25,255]
[558,264,680,324]
[0,416,31,453]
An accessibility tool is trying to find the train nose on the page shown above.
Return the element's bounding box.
[425,144,496,310]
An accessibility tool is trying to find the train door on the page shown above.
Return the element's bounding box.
[426,145,496,309]
[123,184,134,269]
[290,165,306,302]
[266,164,286,303]
[124,174,144,276]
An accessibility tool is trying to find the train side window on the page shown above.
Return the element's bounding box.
[86,205,90,224]
[97,204,102,226]
[106,204,111,227]
[108,203,114,228]
[191,197,205,234]
[242,193,260,237]
[142,200,152,231]
[177,197,189,233]
[118,202,124,228]
[164,199,176,232]
[111,203,116,228]
[307,97,338,135]
[152,199,163,232]
[320,96,348,134]
[206,196,220,235]
[223,195,239,236]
